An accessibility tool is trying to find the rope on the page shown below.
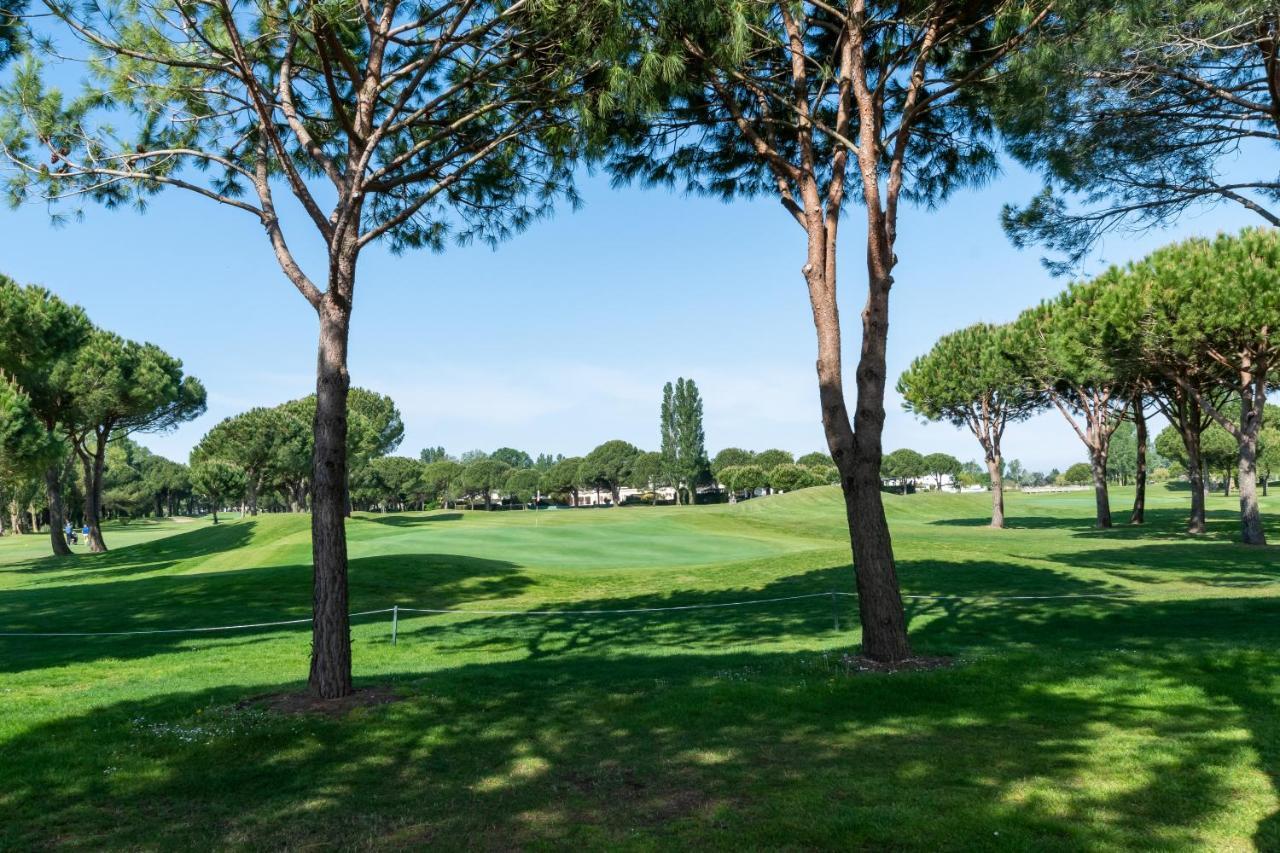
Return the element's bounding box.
[395,591,836,617]
[1,586,1237,639]
[899,592,1127,601]
[0,608,394,638]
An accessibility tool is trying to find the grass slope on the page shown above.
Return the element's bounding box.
[0,486,1277,850]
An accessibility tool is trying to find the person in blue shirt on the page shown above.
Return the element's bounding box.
[82,523,90,542]
[64,522,76,545]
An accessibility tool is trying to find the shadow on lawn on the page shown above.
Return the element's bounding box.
[1,623,1276,850]
[358,512,464,528]
[0,551,535,674]
[9,520,261,578]
[3,539,1279,847]
[1041,541,1280,588]
[929,506,1251,539]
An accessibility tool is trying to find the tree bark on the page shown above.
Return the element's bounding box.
[77,437,108,552]
[987,454,1005,529]
[1090,448,1113,529]
[1238,434,1265,544]
[1233,386,1264,545]
[308,290,354,700]
[1130,401,1147,525]
[1184,426,1207,535]
[44,465,72,556]
[847,273,911,663]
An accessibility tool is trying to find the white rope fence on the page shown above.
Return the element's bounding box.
[0,589,1139,641]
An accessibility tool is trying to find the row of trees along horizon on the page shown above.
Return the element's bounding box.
[0,0,1275,693]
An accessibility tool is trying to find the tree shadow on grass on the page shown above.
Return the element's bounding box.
[1041,542,1280,588]
[3,546,1278,848]
[929,507,1248,540]
[1,638,1275,850]
[7,520,261,578]
[0,552,534,674]
[392,559,1122,664]
[358,512,464,528]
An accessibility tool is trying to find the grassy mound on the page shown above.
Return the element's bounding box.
[0,485,1277,849]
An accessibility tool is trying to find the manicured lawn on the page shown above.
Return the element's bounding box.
[1,485,1277,849]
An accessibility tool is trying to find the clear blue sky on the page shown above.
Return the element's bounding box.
[0,158,1259,473]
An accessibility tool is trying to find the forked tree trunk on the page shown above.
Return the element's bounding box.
[1090,449,1112,529]
[44,465,71,556]
[1130,402,1147,525]
[309,290,354,700]
[987,454,1005,529]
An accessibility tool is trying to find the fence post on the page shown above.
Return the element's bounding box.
[391,605,399,646]
[830,591,839,631]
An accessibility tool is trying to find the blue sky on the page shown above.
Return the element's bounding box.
[0,158,1259,473]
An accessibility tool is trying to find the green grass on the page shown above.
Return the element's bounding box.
[1,485,1278,850]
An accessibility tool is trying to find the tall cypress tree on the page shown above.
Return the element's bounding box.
[659,378,709,506]
[659,382,679,503]
[674,378,709,505]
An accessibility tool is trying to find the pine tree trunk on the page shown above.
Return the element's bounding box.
[1090,449,1112,529]
[44,465,72,556]
[987,455,1005,529]
[1130,402,1147,525]
[79,439,108,552]
[846,272,911,663]
[1185,428,1207,535]
[1238,436,1265,544]
[1223,470,1231,497]
[1237,390,1267,544]
[308,291,354,700]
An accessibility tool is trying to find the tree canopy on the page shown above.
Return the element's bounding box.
[1000,0,1280,270]
[899,322,1041,526]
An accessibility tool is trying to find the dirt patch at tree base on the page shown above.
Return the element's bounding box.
[838,654,955,674]
[238,686,403,717]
